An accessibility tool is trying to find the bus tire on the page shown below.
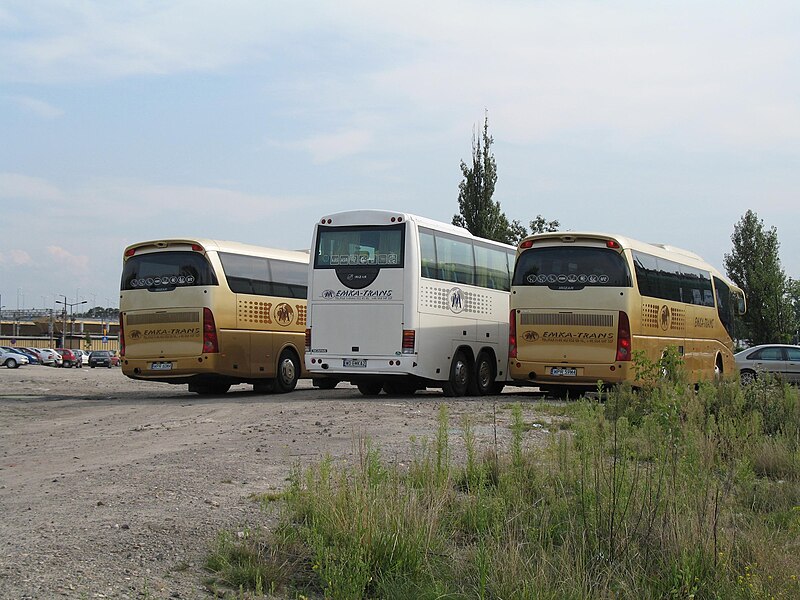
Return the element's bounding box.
[313,378,338,390]
[357,381,383,396]
[274,349,300,393]
[443,350,470,397]
[471,351,495,396]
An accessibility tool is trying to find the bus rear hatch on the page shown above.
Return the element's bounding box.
[122,309,204,358]
[312,303,404,356]
[516,309,619,364]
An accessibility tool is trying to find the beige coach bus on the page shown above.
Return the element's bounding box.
[119,238,309,395]
[509,232,745,394]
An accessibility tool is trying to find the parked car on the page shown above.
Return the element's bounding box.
[734,344,800,385]
[88,350,115,368]
[56,348,81,368]
[1,347,29,368]
[3,347,40,365]
[73,349,90,366]
[34,348,63,367]
[16,347,41,365]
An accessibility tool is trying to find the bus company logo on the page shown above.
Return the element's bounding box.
[322,289,335,299]
[660,305,671,331]
[522,330,539,342]
[448,288,464,313]
[274,303,294,326]
[129,329,142,340]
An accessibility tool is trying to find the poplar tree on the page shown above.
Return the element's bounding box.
[453,113,512,242]
[453,113,560,245]
[724,210,794,344]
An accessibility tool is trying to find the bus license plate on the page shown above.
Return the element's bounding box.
[343,358,367,368]
[151,362,173,371]
[550,367,577,377]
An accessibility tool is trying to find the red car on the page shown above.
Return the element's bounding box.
[56,348,82,368]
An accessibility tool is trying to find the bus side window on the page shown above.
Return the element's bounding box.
[419,229,439,279]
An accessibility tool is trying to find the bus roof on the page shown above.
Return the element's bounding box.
[519,231,737,287]
[317,209,515,250]
[123,238,310,263]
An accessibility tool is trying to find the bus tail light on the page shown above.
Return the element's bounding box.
[305,328,311,352]
[509,310,517,359]
[616,311,631,362]
[519,239,533,249]
[402,330,415,354]
[119,313,125,357]
[203,307,219,353]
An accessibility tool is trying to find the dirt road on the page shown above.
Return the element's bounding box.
[0,367,549,599]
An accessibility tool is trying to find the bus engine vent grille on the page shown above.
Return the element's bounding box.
[126,311,199,325]
[520,313,613,327]
[238,299,272,324]
[420,285,492,315]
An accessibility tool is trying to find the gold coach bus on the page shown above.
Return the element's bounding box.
[509,232,745,394]
[119,238,309,395]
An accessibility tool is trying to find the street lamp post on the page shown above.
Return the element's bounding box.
[55,296,88,348]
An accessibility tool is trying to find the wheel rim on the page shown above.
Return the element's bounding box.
[279,357,296,385]
[454,359,468,387]
[477,359,492,390]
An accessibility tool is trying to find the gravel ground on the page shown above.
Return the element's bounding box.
[0,366,552,599]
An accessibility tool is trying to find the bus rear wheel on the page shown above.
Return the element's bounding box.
[470,351,495,396]
[443,350,470,397]
[357,381,383,396]
[274,349,299,393]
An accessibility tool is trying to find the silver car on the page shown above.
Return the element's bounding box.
[734,344,800,385]
[1,348,30,368]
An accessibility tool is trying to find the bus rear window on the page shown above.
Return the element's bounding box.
[121,251,218,291]
[513,247,631,289]
[315,224,404,268]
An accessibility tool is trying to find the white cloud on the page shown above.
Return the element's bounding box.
[6,94,63,118]
[292,129,373,164]
[0,250,32,265]
[0,173,65,201]
[46,245,89,272]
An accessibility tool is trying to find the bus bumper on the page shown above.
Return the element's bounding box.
[122,355,231,383]
[509,360,633,387]
[305,354,418,378]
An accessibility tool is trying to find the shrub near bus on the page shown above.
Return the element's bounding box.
[509,232,745,394]
[120,238,309,395]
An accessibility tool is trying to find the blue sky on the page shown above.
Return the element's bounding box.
[1,1,799,311]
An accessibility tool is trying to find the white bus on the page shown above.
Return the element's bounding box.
[305,210,516,396]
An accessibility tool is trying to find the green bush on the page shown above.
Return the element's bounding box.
[207,381,800,599]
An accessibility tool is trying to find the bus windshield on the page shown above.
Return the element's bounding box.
[121,251,218,291]
[314,224,404,268]
[513,247,631,290]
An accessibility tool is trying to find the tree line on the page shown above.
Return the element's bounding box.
[453,113,797,346]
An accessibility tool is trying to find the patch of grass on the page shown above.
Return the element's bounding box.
[208,381,800,599]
